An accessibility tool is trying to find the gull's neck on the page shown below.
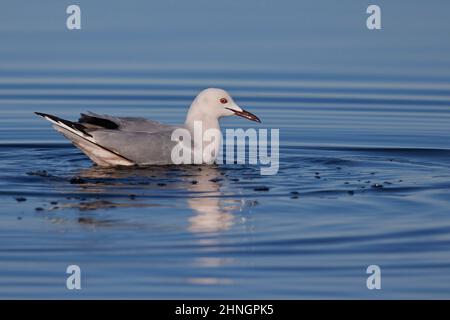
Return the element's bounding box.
[185,104,221,134]
[185,107,222,163]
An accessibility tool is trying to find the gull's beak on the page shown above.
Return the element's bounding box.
[226,107,261,123]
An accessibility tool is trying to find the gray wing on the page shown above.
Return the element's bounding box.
[80,112,178,133]
[36,111,188,166]
[92,128,181,165]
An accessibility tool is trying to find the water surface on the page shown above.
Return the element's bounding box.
[1,0,450,298]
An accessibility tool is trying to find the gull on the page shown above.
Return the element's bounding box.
[35,88,261,167]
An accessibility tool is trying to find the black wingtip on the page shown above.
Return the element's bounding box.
[34,112,93,138]
[35,112,47,117]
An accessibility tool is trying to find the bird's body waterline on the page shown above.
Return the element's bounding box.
[35,88,261,167]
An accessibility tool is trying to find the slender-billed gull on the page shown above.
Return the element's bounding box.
[35,88,261,167]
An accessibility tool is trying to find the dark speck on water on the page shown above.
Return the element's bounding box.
[254,186,270,192]
[27,170,50,177]
[70,177,86,184]
[1,1,450,300]
[372,183,384,189]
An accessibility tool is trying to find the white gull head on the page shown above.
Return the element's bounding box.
[181,88,261,164]
[185,88,260,130]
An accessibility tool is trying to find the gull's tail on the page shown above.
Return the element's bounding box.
[35,112,94,138]
[35,112,134,167]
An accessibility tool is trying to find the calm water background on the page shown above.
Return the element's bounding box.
[1,0,450,298]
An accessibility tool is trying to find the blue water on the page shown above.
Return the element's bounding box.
[1,0,450,298]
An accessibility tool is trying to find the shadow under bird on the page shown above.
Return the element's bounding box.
[35,88,261,167]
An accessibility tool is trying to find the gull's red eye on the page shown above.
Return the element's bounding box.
[220,98,228,104]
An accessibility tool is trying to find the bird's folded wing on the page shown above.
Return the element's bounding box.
[92,129,180,165]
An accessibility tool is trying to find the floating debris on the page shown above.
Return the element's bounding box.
[27,170,50,177]
[371,183,383,188]
[35,207,44,212]
[78,200,117,211]
[15,197,27,202]
[191,180,198,185]
[70,177,86,184]
[246,200,259,206]
[254,186,270,191]
[157,183,166,187]
[78,217,94,224]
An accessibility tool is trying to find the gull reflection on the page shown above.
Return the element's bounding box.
[54,165,246,282]
[186,166,237,233]
[68,165,243,233]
